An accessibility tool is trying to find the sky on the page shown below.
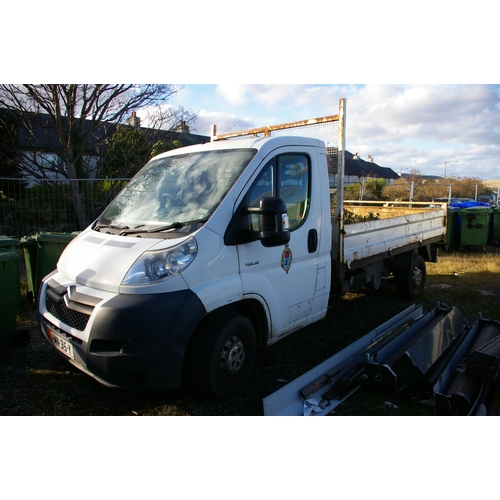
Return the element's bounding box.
[4,4,498,182]
[159,84,500,181]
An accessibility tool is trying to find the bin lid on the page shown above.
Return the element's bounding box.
[458,206,492,214]
[20,235,36,245]
[35,232,77,243]
[457,201,492,208]
[0,250,18,263]
[0,235,20,247]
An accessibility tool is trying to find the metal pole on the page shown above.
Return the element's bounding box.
[444,160,457,177]
[335,98,346,283]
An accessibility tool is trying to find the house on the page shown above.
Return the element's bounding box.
[398,172,441,182]
[0,109,210,181]
[326,148,400,186]
[127,113,209,148]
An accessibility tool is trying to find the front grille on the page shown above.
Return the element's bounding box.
[46,294,90,331]
[45,279,98,332]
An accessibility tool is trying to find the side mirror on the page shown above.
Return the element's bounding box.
[246,197,290,247]
[224,197,290,247]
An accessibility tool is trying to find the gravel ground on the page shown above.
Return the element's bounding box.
[1,288,419,416]
[1,252,499,416]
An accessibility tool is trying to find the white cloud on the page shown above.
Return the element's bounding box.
[216,84,331,110]
[187,84,500,179]
[337,84,500,178]
[215,85,253,106]
[194,109,254,137]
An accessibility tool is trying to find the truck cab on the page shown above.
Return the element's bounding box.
[38,135,332,399]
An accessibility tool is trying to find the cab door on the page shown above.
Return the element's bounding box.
[236,147,323,340]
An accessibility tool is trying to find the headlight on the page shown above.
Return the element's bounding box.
[122,237,198,285]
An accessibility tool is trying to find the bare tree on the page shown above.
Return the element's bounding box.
[0,84,194,229]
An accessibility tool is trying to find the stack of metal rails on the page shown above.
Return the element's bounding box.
[263,303,500,416]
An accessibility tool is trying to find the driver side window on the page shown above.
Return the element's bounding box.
[279,155,309,230]
[246,154,310,231]
[247,160,275,231]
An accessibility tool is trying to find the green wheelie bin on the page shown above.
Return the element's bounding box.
[0,251,29,353]
[0,234,21,252]
[20,235,38,304]
[0,235,22,311]
[491,205,500,245]
[21,232,77,302]
[436,206,460,250]
[458,206,492,248]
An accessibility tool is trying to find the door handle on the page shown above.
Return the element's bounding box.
[308,229,318,253]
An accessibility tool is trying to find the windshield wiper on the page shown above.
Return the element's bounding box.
[119,218,207,236]
[94,223,129,232]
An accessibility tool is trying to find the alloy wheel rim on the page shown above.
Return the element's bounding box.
[220,335,246,377]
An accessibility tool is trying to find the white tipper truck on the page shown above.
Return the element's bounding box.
[37,99,447,398]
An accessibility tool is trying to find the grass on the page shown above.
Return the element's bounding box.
[426,249,500,319]
[1,248,499,416]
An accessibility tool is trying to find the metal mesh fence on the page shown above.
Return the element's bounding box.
[217,118,341,180]
[0,177,129,239]
[270,121,340,177]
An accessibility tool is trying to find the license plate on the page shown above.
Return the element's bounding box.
[48,327,75,359]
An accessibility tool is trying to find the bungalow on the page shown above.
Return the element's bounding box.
[327,148,400,186]
[0,109,210,181]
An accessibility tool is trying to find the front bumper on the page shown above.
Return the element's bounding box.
[38,277,207,390]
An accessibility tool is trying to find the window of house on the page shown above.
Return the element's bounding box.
[38,152,67,173]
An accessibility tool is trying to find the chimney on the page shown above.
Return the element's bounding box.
[353,152,359,160]
[367,155,373,163]
[127,111,141,129]
[176,120,190,134]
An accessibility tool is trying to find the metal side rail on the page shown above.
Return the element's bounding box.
[263,304,425,416]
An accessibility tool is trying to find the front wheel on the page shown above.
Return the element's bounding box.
[395,254,426,299]
[189,313,257,400]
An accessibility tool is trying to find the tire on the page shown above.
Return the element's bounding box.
[189,313,257,400]
[395,254,426,299]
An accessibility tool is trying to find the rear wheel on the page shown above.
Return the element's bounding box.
[189,313,257,400]
[395,254,426,299]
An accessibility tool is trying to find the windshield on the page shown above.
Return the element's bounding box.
[99,148,256,231]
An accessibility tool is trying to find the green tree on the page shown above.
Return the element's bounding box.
[99,125,185,180]
[365,178,386,200]
[150,138,182,158]
[99,125,152,179]
[344,183,360,200]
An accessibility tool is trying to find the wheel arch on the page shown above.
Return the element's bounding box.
[392,244,436,270]
[184,298,270,398]
[184,298,270,375]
